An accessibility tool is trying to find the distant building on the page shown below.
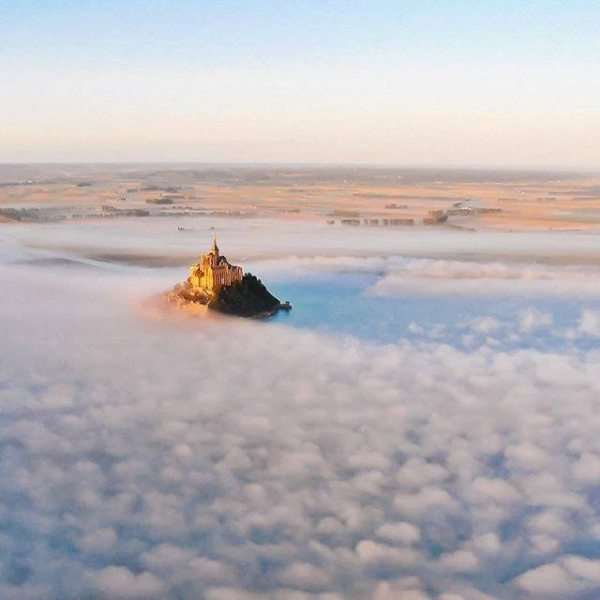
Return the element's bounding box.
[188,236,243,294]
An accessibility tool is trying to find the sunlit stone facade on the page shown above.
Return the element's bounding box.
[188,237,243,295]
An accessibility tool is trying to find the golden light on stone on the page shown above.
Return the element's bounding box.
[164,236,290,318]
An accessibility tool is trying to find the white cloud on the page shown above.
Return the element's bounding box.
[374,581,432,600]
[577,309,600,336]
[376,522,421,545]
[79,528,118,554]
[2,222,600,600]
[513,563,572,597]
[356,540,420,569]
[462,316,501,335]
[572,453,600,484]
[466,478,521,505]
[514,555,600,598]
[369,259,600,299]
[278,563,331,591]
[518,308,553,333]
[86,566,166,598]
[438,550,479,573]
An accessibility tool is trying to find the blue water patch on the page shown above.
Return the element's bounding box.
[268,272,600,351]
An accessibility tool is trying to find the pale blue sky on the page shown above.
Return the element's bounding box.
[1,0,599,166]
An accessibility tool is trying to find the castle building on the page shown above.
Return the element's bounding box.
[188,236,243,295]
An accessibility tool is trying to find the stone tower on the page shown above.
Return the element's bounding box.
[187,236,243,295]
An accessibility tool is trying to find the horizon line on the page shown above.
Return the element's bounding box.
[1,161,598,174]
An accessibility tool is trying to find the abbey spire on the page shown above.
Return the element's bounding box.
[187,236,243,296]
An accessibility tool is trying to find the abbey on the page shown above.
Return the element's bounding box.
[165,236,289,317]
[188,236,243,296]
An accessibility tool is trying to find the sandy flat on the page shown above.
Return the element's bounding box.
[1,166,599,233]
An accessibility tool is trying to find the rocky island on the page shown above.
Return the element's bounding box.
[166,237,291,318]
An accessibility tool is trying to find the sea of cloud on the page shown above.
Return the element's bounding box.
[368,259,600,299]
[1,218,600,600]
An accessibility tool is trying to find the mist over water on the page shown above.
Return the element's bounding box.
[2,216,600,599]
[268,272,600,352]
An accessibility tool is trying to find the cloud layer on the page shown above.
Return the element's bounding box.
[369,258,600,298]
[1,223,600,599]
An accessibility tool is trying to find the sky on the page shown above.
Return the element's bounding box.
[1,0,599,166]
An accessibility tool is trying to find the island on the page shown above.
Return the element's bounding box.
[166,236,291,318]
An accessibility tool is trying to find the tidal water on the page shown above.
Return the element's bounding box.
[268,271,600,352]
